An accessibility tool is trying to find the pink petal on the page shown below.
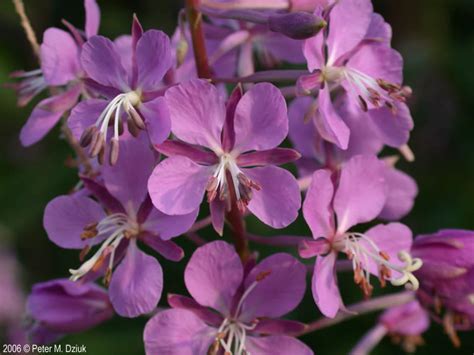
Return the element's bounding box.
[84,0,100,38]
[140,96,171,146]
[312,252,344,318]
[43,195,106,249]
[148,156,211,215]
[303,21,325,72]
[246,335,313,355]
[167,294,222,326]
[143,208,199,241]
[303,169,336,239]
[143,309,215,355]
[365,13,392,43]
[261,32,305,64]
[315,86,350,149]
[136,30,172,92]
[68,99,108,141]
[245,166,301,228]
[334,155,386,232]
[210,199,225,236]
[165,79,225,151]
[326,0,373,64]
[233,83,288,153]
[368,102,414,148]
[184,241,243,315]
[81,35,129,90]
[142,233,185,262]
[379,167,417,221]
[253,319,306,335]
[40,28,80,86]
[109,242,163,317]
[237,148,301,167]
[361,223,413,277]
[20,85,81,146]
[239,253,306,321]
[288,97,321,159]
[155,140,217,165]
[102,133,155,210]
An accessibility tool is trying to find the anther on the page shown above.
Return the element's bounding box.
[109,137,120,166]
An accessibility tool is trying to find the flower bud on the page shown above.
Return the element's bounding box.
[26,279,114,344]
[268,12,326,39]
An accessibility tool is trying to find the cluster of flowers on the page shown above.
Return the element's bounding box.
[8,0,474,353]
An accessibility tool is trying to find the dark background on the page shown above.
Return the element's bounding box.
[0,0,473,354]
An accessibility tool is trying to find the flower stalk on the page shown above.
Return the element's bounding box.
[185,0,212,79]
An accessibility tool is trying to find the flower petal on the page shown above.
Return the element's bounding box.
[148,156,210,215]
[288,97,321,159]
[43,195,106,249]
[68,99,108,141]
[40,28,80,86]
[165,79,225,150]
[246,335,313,355]
[233,83,288,153]
[140,96,171,146]
[167,294,222,326]
[240,253,306,321]
[136,30,172,91]
[109,242,163,317]
[312,252,344,318]
[143,309,215,355]
[362,223,413,277]
[20,85,81,146]
[154,140,218,165]
[253,319,306,336]
[315,86,350,150]
[245,166,301,228]
[142,233,185,262]
[326,0,373,64]
[81,35,129,90]
[237,148,301,167]
[84,0,100,38]
[210,199,225,236]
[143,208,199,241]
[261,33,305,64]
[184,241,243,315]
[303,169,336,239]
[334,155,386,232]
[368,102,414,148]
[379,166,417,221]
[102,133,155,210]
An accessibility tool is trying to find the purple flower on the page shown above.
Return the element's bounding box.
[412,229,474,344]
[43,133,198,317]
[299,155,421,317]
[147,79,301,234]
[143,241,311,355]
[26,278,113,344]
[298,0,413,149]
[8,0,100,146]
[68,18,173,165]
[379,300,430,352]
[288,96,418,220]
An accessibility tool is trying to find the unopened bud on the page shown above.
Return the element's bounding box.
[268,12,326,40]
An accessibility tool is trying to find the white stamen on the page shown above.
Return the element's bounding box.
[342,232,423,291]
[69,213,137,282]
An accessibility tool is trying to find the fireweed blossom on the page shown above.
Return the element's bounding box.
[148,79,301,234]
[288,96,418,221]
[68,20,173,165]
[26,278,114,344]
[297,0,413,149]
[299,155,422,317]
[144,241,311,355]
[350,299,430,354]
[8,0,100,146]
[43,134,198,317]
[411,229,474,345]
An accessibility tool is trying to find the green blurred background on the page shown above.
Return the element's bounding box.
[0,0,473,354]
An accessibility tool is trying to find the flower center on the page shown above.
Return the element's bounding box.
[342,67,412,112]
[69,213,139,285]
[334,232,422,297]
[79,90,144,165]
[212,318,256,355]
[206,153,261,213]
[9,69,47,104]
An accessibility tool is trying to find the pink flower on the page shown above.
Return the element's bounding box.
[148,79,301,234]
[144,241,311,355]
[299,155,421,317]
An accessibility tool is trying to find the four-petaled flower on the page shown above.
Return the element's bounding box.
[148,79,301,234]
[144,241,311,355]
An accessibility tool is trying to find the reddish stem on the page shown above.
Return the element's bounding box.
[186,0,212,79]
